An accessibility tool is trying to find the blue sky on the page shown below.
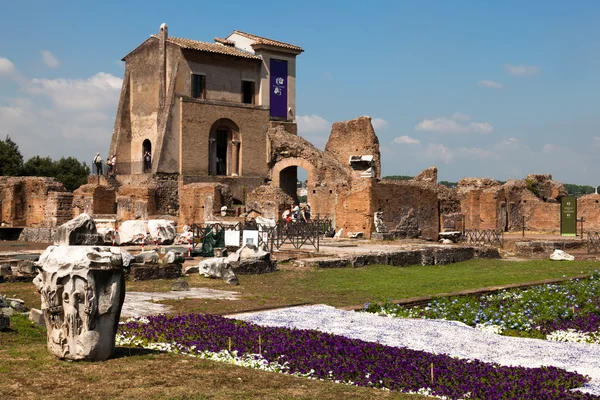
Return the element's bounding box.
[1,0,600,184]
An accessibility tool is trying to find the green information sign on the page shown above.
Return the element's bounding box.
[561,196,577,236]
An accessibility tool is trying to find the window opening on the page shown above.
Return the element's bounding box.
[192,74,206,99]
[242,81,254,104]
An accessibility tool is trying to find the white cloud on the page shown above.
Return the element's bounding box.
[297,114,331,134]
[460,147,497,159]
[542,143,561,154]
[371,118,388,131]
[415,113,493,134]
[477,80,503,89]
[296,114,332,150]
[505,64,539,77]
[450,112,471,122]
[0,57,18,78]
[425,143,454,164]
[41,50,60,68]
[393,135,420,145]
[0,70,122,162]
[24,72,122,110]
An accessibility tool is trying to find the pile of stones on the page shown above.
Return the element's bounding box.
[0,295,28,331]
[185,244,276,285]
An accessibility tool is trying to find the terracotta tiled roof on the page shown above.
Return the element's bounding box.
[232,30,304,52]
[214,37,235,46]
[152,35,261,60]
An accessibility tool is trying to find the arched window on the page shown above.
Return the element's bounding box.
[142,139,152,173]
[208,119,240,176]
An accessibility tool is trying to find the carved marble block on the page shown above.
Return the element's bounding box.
[374,211,388,233]
[34,246,127,361]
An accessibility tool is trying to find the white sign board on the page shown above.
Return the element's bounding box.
[224,230,240,247]
[242,230,259,246]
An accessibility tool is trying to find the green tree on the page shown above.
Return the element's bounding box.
[0,135,24,176]
[439,180,458,188]
[54,157,90,191]
[22,156,56,177]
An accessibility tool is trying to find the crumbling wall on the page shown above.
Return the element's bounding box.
[0,177,68,227]
[335,180,374,236]
[520,190,560,232]
[44,192,74,228]
[73,184,116,216]
[458,174,567,233]
[178,182,232,226]
[153,174,179,215]
[336,179,439,240]
[246,185,294,221]
[324,116,381,179]
[116,185,156,221]
[579,194,600,232]
[268,125,350,219]
[374,180,439,240]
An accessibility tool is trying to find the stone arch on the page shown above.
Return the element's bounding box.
[208,118,241,176]
[271,157,317,205]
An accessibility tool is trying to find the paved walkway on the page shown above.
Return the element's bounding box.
[122,288,240,317]
[233,304,600,395]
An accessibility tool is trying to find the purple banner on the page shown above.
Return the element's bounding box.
[270,59,288,118]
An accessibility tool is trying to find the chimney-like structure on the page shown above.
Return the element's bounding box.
[158,23,168,110]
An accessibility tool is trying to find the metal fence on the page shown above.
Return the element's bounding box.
[588,232,600,254]
[461,229,504,248]
[191,217,333,253]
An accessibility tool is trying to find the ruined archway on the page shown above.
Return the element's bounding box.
[271,157,316,209]
[208,118,241,176]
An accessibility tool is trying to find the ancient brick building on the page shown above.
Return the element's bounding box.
[0,177,72,228]
[105,23,304,224]
[109,24,302,200]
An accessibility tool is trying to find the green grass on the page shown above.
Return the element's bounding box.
[2,258,596,399]
[3,259,599,316]
[301,259,599,306]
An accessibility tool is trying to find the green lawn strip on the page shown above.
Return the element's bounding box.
[3,259,599,317]
[300,259,600,307]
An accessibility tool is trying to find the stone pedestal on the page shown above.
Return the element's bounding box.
[34,246,127,361]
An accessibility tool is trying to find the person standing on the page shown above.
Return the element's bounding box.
[110,154,117,176]
[93,153,103,175]
[305,203,311,222]
[144,150,152,172]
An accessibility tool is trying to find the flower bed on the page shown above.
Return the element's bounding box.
[364,271,600,340]
[117,314,599,399]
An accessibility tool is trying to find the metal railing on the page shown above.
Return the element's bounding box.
[190,217,333,253]
[588,232,600,254]
[461,229,504,248]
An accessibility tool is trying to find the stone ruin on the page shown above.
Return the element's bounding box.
[3,118,599,241]
[33,245,127,361]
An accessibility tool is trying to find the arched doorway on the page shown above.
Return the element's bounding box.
[142,139,152,173]
[271,157,317,216]
[209,119,240,176]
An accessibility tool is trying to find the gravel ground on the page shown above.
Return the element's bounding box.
[232,304,600,395]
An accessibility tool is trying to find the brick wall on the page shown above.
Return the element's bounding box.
[579,194,600,232]
[44,192,74,227]
[116,186,156,222]
[180,100,270,178]
[73,184,116,216]
[335,180,439,240]
[0,177,68,227]
[178,182,230,226]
